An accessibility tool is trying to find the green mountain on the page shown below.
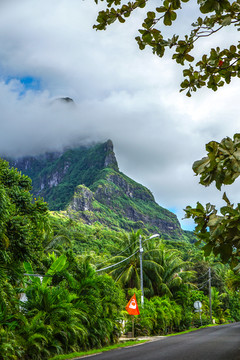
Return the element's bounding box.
[6,140,182,238]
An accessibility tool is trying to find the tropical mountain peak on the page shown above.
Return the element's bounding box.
[4,140,182,238]
[102,139,119,171]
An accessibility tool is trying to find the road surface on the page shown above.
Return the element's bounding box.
[79,323,240,360]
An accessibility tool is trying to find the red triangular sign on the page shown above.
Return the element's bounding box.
[125,294,140,315]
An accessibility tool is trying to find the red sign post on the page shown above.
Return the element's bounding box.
[125,294,139,337]
[126,294,140,315]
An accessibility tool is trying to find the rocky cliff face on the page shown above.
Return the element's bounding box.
[5,140,118,210]
[4,140,182,238]
[66,166,182,237]
[103,140,119,171]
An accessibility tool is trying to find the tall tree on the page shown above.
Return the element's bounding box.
[0,160,50,273]
[0,159,50,312]
[145,239,195,297]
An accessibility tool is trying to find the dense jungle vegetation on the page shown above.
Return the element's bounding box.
[1,158,240,360]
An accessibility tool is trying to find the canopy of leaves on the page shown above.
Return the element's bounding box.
[0,159,50,284]
[192,134,240,190]
[184,134,240,267]
[93,0,240,95]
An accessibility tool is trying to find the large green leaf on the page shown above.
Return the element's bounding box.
[23,262,41,285]
[42,254,67,287]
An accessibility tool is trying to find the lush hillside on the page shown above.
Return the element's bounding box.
[7,140,118,210]
[5,140,182,238]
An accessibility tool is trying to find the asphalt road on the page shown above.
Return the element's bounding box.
[79,323,240,360]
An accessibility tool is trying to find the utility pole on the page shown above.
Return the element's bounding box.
[209,268,212,323]
[139,234,159,307]
[139,235,144,307]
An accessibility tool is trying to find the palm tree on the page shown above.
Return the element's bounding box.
[144,239,195,297]
[41,225,72,255]
[60,253,124,349]
[98,231,163,296]
[20,284,87,358]
[98,231,194,298]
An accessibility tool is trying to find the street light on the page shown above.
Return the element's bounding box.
[139,233,159,306]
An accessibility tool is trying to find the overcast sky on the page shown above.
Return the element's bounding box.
[0,0,240,230]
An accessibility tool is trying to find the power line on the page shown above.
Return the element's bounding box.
[197,270,209,280]
[96,250,139,272]
[197,276,211,287]
[197,280,209,290]
[197,272,212,290]
[96,234,159,274]
[24,273,52,277]
[96,240,139,267]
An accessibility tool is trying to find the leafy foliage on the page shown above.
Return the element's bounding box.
[0,159,50,266]
[0,158,50,323]
[184,134,240,266]
[93,0,240,95]
[192,134,240,190]
[185,196,240,266]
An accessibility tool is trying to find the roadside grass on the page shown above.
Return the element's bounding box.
[166,323,219,337]
[48,340,148,360]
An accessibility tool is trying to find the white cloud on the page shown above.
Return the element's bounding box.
[0,0,240,231]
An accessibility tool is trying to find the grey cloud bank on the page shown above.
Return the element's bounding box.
[0,0,240,230]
